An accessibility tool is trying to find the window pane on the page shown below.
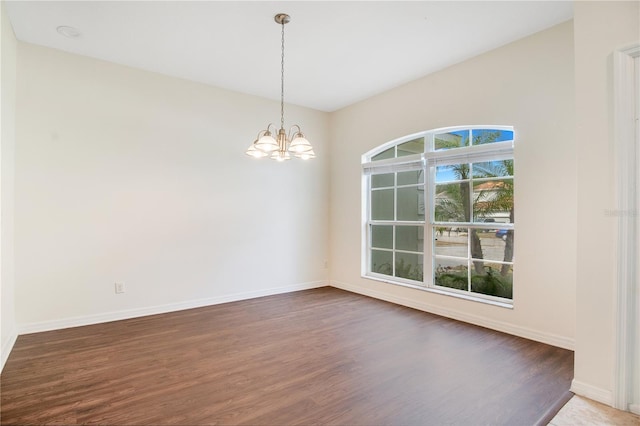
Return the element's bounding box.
[434,257,468,291]
[435,183,470,222]
[396,252,423,282]
[371,250,393,276]
[397,138,424,157]
[372,147,394,161]
[472,129,514,145]
[396,225,423,252]
[371,189,394,220]
[473,179,513,223]
[398,170,424,186]
[372,173,394,188]
[434,227,468,257]
[435,130,469,150]
[471,262,513,299]
[472,160,513,178]
[397,186,423,221]
[477,229,514,262]
[371,225,393,249]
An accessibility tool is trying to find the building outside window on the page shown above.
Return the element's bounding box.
[362,126,514,305]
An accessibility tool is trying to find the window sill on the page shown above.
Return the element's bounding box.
[362,274,514,309]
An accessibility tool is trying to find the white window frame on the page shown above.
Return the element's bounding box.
[362,125,515,307]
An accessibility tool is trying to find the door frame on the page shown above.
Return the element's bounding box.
[613,42,640,414]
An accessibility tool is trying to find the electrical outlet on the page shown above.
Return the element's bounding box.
[115,282,125,294]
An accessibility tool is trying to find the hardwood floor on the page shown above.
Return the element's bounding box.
[1,287,574,425]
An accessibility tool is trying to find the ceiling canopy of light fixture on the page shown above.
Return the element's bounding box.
[245,13,315,162]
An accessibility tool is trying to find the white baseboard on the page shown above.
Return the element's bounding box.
[330,280,575,350]
[1,328,18,373]
[18,281,327,335]
[570,379,613,406]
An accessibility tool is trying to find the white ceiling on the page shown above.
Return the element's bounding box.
[5,1,573,112]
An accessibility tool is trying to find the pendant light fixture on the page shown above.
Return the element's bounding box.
[245,13,315,161]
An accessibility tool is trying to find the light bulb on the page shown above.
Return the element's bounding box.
[271,151,291,161]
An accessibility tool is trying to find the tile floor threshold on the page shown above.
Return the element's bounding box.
[549,395,640,425]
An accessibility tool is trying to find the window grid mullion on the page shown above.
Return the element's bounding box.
[469,160,474,293]
[392,171,398,277]
[392,225,396,277]
[466,228,471,293]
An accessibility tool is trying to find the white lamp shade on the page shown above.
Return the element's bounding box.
[288,135,313,153]
[255,133,278,152]
[246,144,268,158]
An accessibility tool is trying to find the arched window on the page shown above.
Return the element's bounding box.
[362,126,515,305]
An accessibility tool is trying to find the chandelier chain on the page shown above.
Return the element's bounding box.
[280,20,285,130]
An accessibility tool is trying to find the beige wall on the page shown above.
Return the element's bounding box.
[573,0,640,405]
[14,43,330,330]
[1,0,17,369]
[329,21,577,349]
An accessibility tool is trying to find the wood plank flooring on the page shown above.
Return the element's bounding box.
[1,287,574,425]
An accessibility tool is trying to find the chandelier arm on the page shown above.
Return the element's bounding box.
[255,123,274,141]
[288,124,302,140]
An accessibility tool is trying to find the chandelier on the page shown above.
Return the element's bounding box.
[245,13,315,161]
